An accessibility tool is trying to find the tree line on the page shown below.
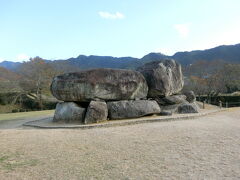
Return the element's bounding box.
[183,60,240,97]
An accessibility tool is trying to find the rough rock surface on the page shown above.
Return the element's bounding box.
[160,104,180,114]
[107,100,161,120]
[137,59,184,97]
[184,91,196,103]
[156,95,187,105]
[84,101,108,124]
[51,68,148,102]
[177,103,199,114]
[53,102,86,123]
[161,101,200,114]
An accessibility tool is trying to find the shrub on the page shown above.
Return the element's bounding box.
[12,109,19,113]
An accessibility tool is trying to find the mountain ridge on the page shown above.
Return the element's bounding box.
[1,43,240,71]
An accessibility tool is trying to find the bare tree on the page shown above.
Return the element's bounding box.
[18,56,60,109]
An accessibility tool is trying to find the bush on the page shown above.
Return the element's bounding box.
[0,92,19,105]
[12,109,19,113]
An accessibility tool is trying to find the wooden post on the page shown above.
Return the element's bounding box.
[219,100,222,109]
[203,100,205,109]
[208,99,211,104]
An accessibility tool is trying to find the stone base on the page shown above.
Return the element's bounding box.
[53,102,86,123]
[84,101,108,124]
[107,100,161,120]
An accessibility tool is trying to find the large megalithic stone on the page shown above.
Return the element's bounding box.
[107,100,161,120]
[51,68,148,102]
[184,91,196,103]
[53,102,86,123]
[137,59,184,97]
[84,101,108,124]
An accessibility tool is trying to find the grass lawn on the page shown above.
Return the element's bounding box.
[0,110,54,121]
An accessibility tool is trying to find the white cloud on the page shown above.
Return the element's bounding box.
[98,11,125,20]
[16,54,30,62]
[0,57,4,62]
[174,23,190,38]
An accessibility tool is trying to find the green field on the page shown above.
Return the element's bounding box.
[0,110,54,121]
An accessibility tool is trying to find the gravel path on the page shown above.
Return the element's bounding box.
[0,108,239,179]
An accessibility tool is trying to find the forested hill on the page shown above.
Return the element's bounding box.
[172,43,240,65]
[1,43,240,71]
[0,67,21,81]
[52,55,141,70]
[0,61,21,71]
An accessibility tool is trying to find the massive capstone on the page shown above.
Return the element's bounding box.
[137,59,184,97]
[51,68,148,102]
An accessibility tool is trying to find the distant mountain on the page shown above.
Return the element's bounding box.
[1,43,240,71]
[0,67,21,81]
[142,44,240,66]
[0,61,21,71]
[172,43,240,65]
[48,55,141,72]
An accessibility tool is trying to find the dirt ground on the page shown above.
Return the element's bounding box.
[0,108,240,180]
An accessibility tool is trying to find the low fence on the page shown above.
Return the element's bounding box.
[197,95,240,108]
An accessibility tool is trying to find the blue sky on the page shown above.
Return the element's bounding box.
[1,0,240,62]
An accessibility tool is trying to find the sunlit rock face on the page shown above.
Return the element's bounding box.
[137,59,184,97]
[51,68,148,102]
